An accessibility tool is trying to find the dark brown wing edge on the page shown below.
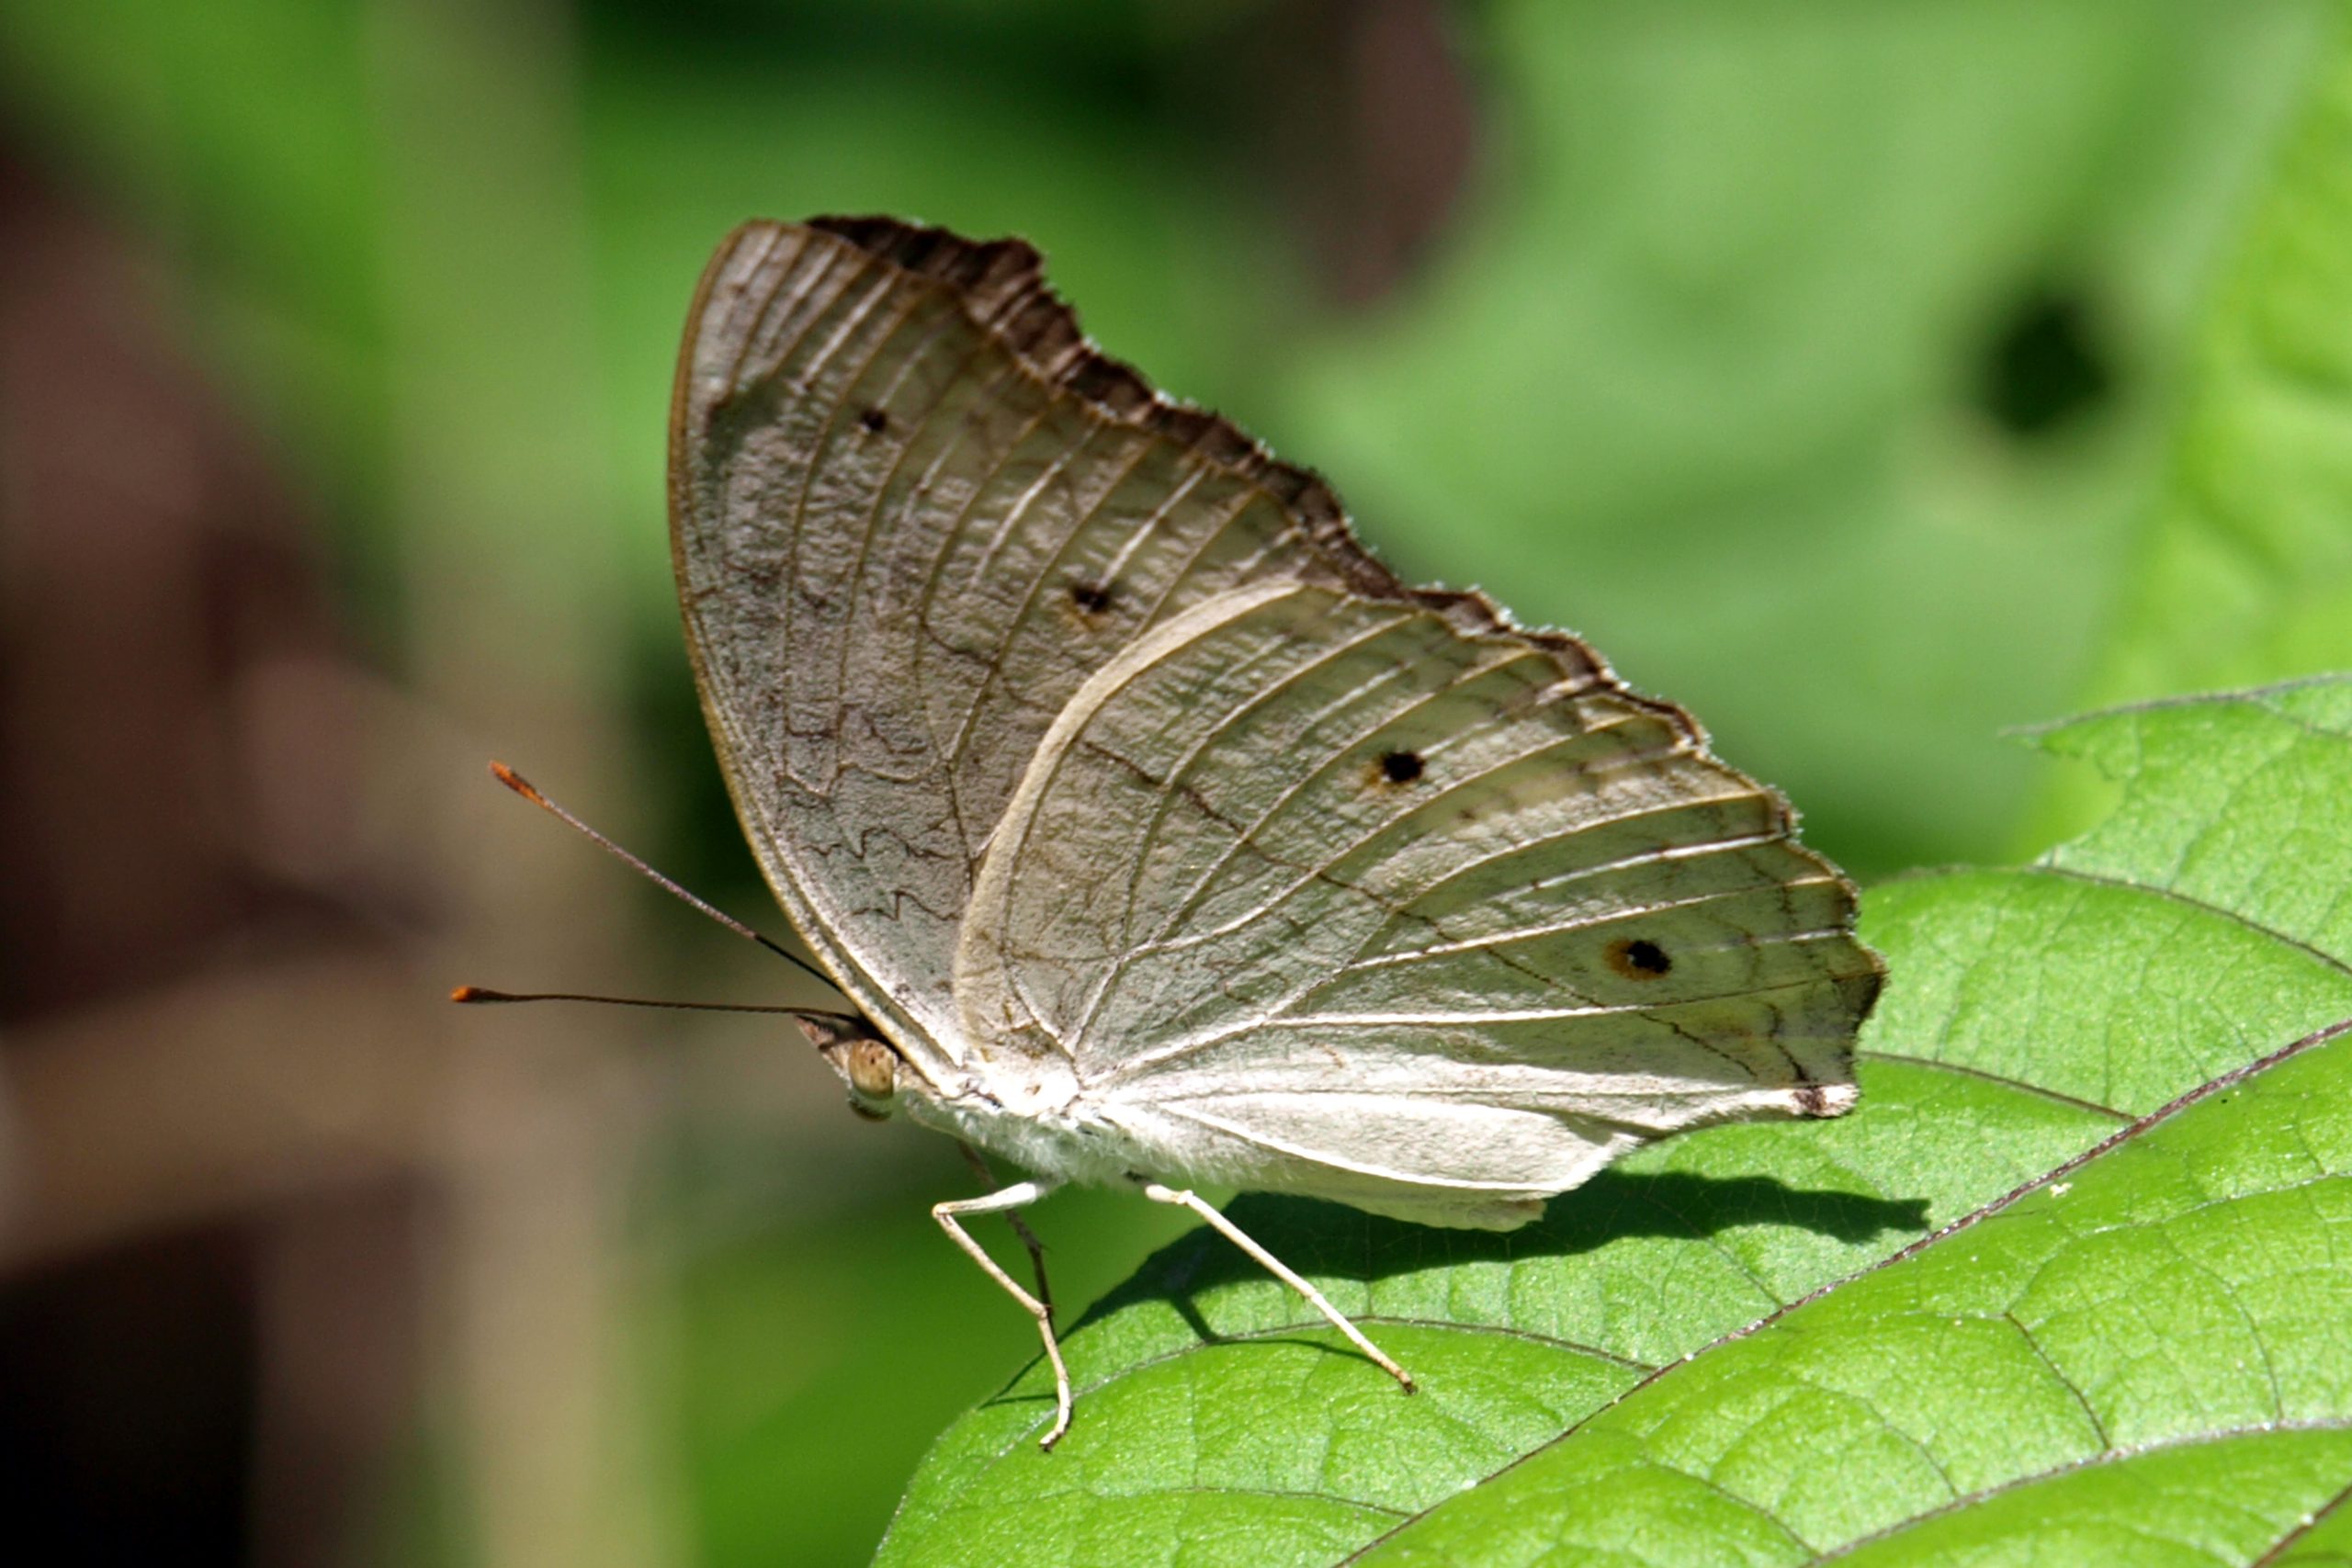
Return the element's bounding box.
[667,215,1885,1031]
[786,219,1646,674]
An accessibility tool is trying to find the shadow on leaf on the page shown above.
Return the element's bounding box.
[1077,1169,1932,1336]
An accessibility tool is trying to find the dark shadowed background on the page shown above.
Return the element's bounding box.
[0,2,2333,1563]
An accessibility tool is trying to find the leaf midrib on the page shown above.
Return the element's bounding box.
[2251,1472,2352,1568]
[1807,1419,2352,1566]
[1329,1013,2352,1565]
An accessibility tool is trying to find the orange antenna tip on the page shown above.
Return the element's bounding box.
[488,761,545,805]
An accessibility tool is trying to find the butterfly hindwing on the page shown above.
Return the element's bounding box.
[955,582,1880,1223]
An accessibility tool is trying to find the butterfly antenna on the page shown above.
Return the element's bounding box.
[449,985,853,1022]
[485,761,842,996]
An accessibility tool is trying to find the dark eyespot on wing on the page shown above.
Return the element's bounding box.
[1378,749,1424,784]
[1605,937,1673,979]
[857,405,889,434]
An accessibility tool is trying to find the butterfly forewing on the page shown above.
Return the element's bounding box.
[670,220,1390,1060]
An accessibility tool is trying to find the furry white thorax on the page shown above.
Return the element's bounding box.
[893,1055,1146,1190]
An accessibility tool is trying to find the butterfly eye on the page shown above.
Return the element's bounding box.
[842,1039,899,1111]
[1605,938,1673,980]
[1376,749,1425,785]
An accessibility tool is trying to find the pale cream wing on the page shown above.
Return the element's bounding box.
[955,582,1882,1228]
[669,220,1393,1064]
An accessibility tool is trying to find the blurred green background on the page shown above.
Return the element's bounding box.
[0,3,2335,1564]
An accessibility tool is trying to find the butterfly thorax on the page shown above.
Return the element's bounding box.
[900,1058,1146,1190]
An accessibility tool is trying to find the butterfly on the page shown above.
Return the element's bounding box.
[668,217,1883,1450]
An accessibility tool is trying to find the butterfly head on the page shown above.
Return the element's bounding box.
[793,1011,902,1121]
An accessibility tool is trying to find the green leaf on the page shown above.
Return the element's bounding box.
[878,678,2352,1566]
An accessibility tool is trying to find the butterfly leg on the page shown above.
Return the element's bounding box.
[958,1142,1053,1321]
[1136,1182,1416,1393]
[933,1180,1074,1450]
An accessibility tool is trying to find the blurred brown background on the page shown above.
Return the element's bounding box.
[0,2,2335,1563]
